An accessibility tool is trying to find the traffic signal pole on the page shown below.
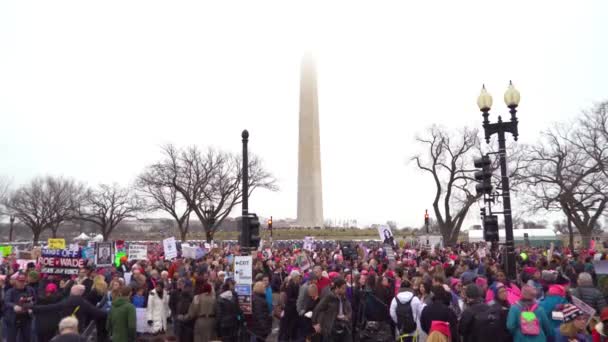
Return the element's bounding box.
[424,210,429,248]
[497,128,516,281]
[241,130,250,249]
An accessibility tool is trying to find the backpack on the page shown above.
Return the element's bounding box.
[395,296,416,334]
[518,303,540,336]
[473,304,500,337]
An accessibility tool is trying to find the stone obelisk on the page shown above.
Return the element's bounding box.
[297,54,324,228]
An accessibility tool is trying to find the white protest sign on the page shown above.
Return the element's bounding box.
[234,255,253,285]
[135,308,150,333]
[182,245,197,259]
[124,272,132,286]
[303,237,314,251]
[572,295,596,324]
[594,260,608,274]
[163,237,178,260]
[128,244,148,261]
[378,225,395,246]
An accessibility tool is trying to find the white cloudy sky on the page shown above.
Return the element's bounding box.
[1,1,607,228]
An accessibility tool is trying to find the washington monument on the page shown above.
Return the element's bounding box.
[297,55,324,228]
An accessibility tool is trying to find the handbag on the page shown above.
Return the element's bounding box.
[331,319,349,339]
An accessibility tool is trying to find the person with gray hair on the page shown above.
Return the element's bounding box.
[49,316,86,342]
[571,272,607,314]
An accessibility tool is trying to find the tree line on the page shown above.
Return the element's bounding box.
[0,145,277,244]
[412,101,608,248]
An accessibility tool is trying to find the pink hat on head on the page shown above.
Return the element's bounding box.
[328,272,340,280]
[45,283,58,294]
[475,277,488,288]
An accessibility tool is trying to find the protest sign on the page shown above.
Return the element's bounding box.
[124,272,132,286]
[48,238,66,250]
[0,246,12,257]
[572,295,596,324]
[594,260,608,275]
[234,255,253,285]
[163,237,178,260]
[81,247,95,261]
[303,237,314,251]
[38,248,85,275]
[378,225,395,246]
[95,242,113,267]
[135,308,150,333]
[235,284,252,314]
[182,245,196,259]
[128,244,147,261]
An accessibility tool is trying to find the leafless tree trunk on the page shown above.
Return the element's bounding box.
[411,126,481,244]
[4,176,82,245]
[77,184,146,241]
[137,167,193,242]
[148,144,277,242]
[517,102,608,248]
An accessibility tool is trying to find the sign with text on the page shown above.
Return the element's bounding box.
[234,255,253,285]
[235,284,252,314]
[0,246,12,257]
[163,237,178,260]
[182,245,196,259]
[47,239,66,250]
[39,248,85,275]
[128,244,147,261]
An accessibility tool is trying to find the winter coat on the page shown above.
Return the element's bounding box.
[106,297,136,342]
[572,285,607,314]
[33,294,106,333]
[592,322,608,342]
[488,300,513,342]
[312,291,353,338]
[49,333,87,342]
[215,290,242,332]
[459,300,490,342]
[389,290,422,330]
[34,293,63,337]
[251,292,272,339]
[419,299,458,339]
[181,293,216,342]
[3,285,36,324]
[146,289,170,333]
[539,293,569,330]
[506,300,553,342]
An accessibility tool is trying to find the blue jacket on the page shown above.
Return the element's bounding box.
[265,286,273,312]
[3,286,36,323]
[553,327,592,342]
[507,300,553,342]
[539,295,568,330]
[131,294,146,308]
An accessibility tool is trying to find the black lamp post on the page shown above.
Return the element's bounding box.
[9,215,15,242]
[477,81,521,280]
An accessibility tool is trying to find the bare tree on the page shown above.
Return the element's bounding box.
[137,167,193,242]
[0,176,11,216]
[149,144,277,242]
[77,184,146,241]
[4,176,82,245]
[411,126,481,244]
[518,102,608,248]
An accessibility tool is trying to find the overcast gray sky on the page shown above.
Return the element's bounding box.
[1,1,607,228]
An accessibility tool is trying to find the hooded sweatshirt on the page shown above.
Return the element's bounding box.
[389,290,423,330]
[106,297,136,342]
[539,284,568,330]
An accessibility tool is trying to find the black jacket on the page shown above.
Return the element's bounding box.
[488,301,512,342]
[420,300,458,339]
[458,301,489,342]
[33,295,107,333]
[50,333,86,342]
[35,293,64,336]
[216,291,243,332]
[251,293,272,339]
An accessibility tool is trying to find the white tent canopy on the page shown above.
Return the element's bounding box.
[73,233,91,241]
[91,234,104,242]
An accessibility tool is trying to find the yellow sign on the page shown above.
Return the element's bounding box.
[48,238,66,249]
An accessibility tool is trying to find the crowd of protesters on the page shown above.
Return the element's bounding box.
[0,239,606,342]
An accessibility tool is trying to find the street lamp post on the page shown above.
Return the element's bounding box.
[477,81,521,281]
[9,215,15,242]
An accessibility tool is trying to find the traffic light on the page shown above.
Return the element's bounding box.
[474,155,493,196]
[267,217,272,230]
[424,210,429,225]
[238,213,261,249]
[483,214,499,242]
[249,214,261,248]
